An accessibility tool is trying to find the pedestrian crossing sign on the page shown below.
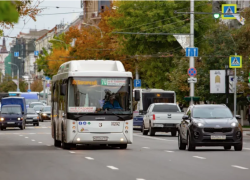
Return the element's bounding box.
[229,56,242,68]
[222,4,237,19]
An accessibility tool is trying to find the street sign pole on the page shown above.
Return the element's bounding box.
[190,0,195,105]
[234,53,237,117]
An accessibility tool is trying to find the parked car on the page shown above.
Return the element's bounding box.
[39,106,51,122]
[142,103,184,136]
[0,105,26,130]
[26,108,39,126]
[39,100,47,105]
[177,104,243,151]
[29,102,44,108]
[33,105,45,114]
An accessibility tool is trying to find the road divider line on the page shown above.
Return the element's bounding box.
[232,165,248,170]
[165,150,174,153]
[136,179,146,180]
[31,140,35,141]
[19,135,23,136]
[107,166,119,170]
[85,157,94,160]
[47,145,51,146]
[69,151,75,154]
[193,156,206,160]
[134,134,176,142]
[243,148,250,150]
[25,137,28,138]
[38,142,42,144]
[142,147,150,149]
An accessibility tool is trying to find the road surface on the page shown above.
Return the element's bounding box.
[0,121,249,180]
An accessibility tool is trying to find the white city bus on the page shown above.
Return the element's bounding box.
[51,60,133,149]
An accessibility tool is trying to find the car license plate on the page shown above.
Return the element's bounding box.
[211,135,226,140]
[7,122,15,124]
[93,136,108,141]
[26,120,33,122]
[154,124,164,127]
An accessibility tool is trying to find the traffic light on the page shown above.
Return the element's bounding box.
[212,1,221,19]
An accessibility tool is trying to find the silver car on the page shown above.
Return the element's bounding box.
[26,108,39,126]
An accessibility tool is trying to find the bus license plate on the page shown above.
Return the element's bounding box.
[93,136,108,141]
[211,135,226,140]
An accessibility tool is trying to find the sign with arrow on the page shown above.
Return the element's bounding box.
[185,47,198,57]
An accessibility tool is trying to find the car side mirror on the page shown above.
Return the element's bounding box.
[182,115,189,120]
[60,84,66,96]
[235,115,241,120]
[134,90,140,101]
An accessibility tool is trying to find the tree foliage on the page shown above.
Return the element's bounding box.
[0,75,26,92]
[30,79,43,92]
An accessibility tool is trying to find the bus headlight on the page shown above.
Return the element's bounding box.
[0,118,4,121]
[42,113,47,116]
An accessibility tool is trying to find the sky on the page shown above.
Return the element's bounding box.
[2,0,83,50]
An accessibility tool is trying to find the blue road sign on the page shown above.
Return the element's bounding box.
[45,76,51,81]
[222,4,237,19]
[34,51,39,56]
[134,79,141,87]
[27,89,31,92]
[185,47,198,57]
[14,52,19,57]
[229,56,242,68]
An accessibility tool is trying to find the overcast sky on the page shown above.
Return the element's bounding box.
[2,0,83,50]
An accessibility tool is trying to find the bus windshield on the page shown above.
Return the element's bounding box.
[68,77,131,114]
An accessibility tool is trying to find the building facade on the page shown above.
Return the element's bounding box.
[0,37,8,76]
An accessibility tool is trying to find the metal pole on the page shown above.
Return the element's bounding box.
[190,0,195,105]
[17,68,20,92]
[225,65,229,106]
[43,76,46,100]
[234,53,237,117]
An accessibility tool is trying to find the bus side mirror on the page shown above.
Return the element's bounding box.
[134,90,140,101]
[60,84,66,96]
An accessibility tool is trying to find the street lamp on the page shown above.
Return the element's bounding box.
[82,22,103,38]
[8,62,20,92]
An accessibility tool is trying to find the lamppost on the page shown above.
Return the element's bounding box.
[8,62,20,92]
[82,22,103,38]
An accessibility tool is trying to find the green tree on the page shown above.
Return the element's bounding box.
[0,75,27,92]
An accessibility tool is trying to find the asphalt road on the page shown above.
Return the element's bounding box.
[0,121,250,180]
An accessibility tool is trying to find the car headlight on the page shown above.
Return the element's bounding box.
[194,122,204,127]
[0,117,4,121]
[18,118,21,121]
[42,113,47,116]
[231,122,238,127]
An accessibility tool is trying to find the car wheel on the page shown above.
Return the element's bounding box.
[120,144,127,149]
[224,145,231,150]
[37,123,39,126]
[234,143,242,151]
[178,132,186,150]
[20,124,24,130]
[33,123,36,126]
[142,123,149,135]
[187,133,195,151]
[149,123,155,136]
[1,127,4,131]
[171,130,177,137]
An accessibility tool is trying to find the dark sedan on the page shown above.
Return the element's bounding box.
[177,104,242,151]
[26,108,39,126]
[39,106,51,122]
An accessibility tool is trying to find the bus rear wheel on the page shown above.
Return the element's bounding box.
[61,131,76,149]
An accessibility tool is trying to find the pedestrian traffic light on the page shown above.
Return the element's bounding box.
[213,13,220,19]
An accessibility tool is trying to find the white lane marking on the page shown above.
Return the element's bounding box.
[29,133,36,134]
[243,148,250,150]
[31,140,35,141]
[69,151,75,154]
[107,166,119,170]
[25,137,28,138]
[232,165,249,170]
[85,157,94,160]
[134,134,176,142]
[47,145,51,146]
[38,142,42,144]
[142,147,150,149]
[193,156,206,160]
[19,135,23,136]
[136,179,146,180]
[165,150,174,153]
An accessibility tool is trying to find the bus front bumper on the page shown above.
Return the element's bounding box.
[70,132,130,144]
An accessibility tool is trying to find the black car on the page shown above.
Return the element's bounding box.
[39,106,51,122]
[177,104,242,151]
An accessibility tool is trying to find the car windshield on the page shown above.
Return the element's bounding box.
[1,106,21,114]
[152,104,180,112]
[26,99,39,105]
[68,77,132,114]
[43,107,51,111]
[27,108,36,114]
[33,106,44,111]
[193,107,233,118]
[30,103,43,108]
